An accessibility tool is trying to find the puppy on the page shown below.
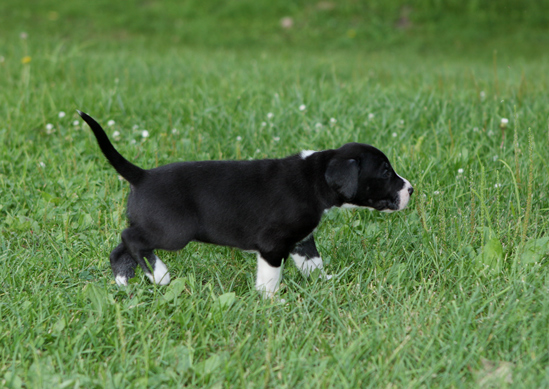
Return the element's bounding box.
[78,111,413,298]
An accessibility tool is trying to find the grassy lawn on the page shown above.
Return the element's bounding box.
[1,1,549,387]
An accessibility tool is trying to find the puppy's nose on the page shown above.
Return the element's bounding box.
[408,186,414,196]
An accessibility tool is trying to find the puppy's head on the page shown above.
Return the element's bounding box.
[325,143,413,212]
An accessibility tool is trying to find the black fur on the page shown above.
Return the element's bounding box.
[79,111,413,293]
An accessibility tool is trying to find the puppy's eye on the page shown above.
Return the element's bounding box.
[382,169,391,179]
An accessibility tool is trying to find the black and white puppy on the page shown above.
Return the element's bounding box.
[78,111,413,298]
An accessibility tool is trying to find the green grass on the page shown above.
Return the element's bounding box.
[2,1,549,388]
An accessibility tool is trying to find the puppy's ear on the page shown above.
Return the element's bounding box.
[325,158,359,199]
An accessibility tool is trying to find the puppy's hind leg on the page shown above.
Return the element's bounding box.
[121,227,171,286]
[142,250,171,286]
[110,243,138,286]
[290,235,332,280]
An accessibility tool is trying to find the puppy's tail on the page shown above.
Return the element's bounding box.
[78,111,145,185]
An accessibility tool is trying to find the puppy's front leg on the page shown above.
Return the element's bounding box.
[290,235,332,279]
[255,253,282,299]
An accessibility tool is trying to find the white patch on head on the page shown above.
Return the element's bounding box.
[145,255,171,285]
[300,150,316,159]
[291,254,332,279]
[255,254,282,299]
[341,172,412,212]
[115,275,128,286]
[395,174,413,211]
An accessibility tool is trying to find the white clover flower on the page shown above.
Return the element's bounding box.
[113,131,121,140]
[45,123,54,134]
[500,118,509,127]
[480,91,486,100]
[108,120,115,127]
[315,122,322,129]
[280,17,294,29]
[368,113,375,120]
[132,124,139,130]
[273,136,280,142]
[171,128,178,134]
[236,136,242,141]
[58,111,66,118]
[38,161,46,168]
[20,32,28,39]
[493,155,499,162]
[329,118,337,124]
[399,120,404,125]
[487,130,494,136]
[433,190,440,195]
[141,130,149,138]
[392,132,397,138]
[73,120,79,126]
[299,104,306,111]
[267,112,274,119]
[473,127,479,132]
[261,122,267,127]
[130,139,136,144]
[457,168,464,174]
[494,183,502,188]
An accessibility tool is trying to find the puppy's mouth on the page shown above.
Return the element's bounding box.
[373,181,414,213]
[373,198,401,213]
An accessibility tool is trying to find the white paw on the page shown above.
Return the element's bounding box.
[256,254,282,298]
[291,254,326,277]
[146,256,171,285]
[115,275,128,286]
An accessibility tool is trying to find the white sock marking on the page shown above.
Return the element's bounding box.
[255,254,282,299]
[145,255,171,285]
[115,275,128,286]
[291,254,332,279]
[291,254,322,276]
